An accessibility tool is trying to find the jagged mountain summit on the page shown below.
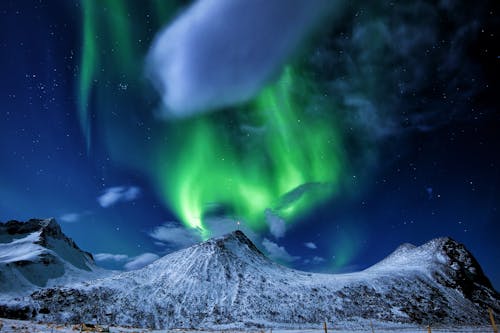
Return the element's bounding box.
[0,218,109,297]
[0,220,498,329]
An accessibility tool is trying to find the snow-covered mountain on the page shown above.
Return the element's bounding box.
[8,229,496,329]
[0,218,108,298]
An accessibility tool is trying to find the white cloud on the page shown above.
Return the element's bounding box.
[149,218,260,248]
[261,238,299,263]
[304,256,326,265]
[146,0,332,116]
[149,222,202,248]
[59,213,82,223]
[265,209,286,238]
[59,211,92,223]
[94,252,161,271]
[94,253,129,262]
[312,256,325,263]
[124,253,160,271]
[304,242,317,249]
[97,186,141,208]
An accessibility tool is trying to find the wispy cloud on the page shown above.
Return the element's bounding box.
[149,222,202,248]
[264,209,286,238]
[146,0,332,116]
[59,213,81,223]
[59,211,92,223]
[318,1,486,142]
[303,256,325,265]
[94,251,160,271]
[261,238,299,263]
[97,186,141,208]
[94,253,129,262]
[304,242,317,249]
[124,253,160,271]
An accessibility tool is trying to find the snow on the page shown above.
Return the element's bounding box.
[22,231,499,330]
[0,318,493,333]
[0,232,44,263]
[0,219,111,299]
[1,222,498,330]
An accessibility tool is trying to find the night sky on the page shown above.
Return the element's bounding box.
[1,1,499,288]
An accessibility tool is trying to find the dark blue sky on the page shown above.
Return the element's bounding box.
[0,0,498,288]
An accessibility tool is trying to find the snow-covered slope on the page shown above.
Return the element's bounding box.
[0,218,109,298]
[19,231,499,329]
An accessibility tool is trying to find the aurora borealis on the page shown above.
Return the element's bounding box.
[77,0,346,237]
[1,0,499,287]
[155,67,344,236]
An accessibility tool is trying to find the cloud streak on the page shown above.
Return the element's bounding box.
[261,238,299,263]
[264,209,286,239]
[97,186,141,208]
[312,1,487,141]
[149,218,260,248]
[94,251,159,271]
[149,222,202,248]
[94,253,129,262]
[59,211,92,223]
[146,0,333,116]
[303,256,325,265]
[304,242,317,250]
[124,253,160,271]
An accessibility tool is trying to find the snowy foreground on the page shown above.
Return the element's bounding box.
[0,318,493,333]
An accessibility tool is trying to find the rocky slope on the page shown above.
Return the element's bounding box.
[0,218,108,299]
[9,230,497,329]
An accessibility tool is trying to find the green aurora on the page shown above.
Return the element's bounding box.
[78,1,348,240]
[155,67,344,237]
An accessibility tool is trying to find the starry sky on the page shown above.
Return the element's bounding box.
[1,0,499,288]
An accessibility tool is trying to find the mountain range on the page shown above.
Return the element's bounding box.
[0,218,498,329]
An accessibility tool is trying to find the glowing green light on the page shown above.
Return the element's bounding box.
[328,225,364,272]
[79,0,98,151]
[106,0,136,71]
[76,2,347,242]
[155,67,344,238]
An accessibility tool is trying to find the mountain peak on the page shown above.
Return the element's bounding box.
[433,236,495,292]
[142,229,274,285]
[0,218,106,294]
[367,236,495,293]
[204,230,265,257]
[213,229,251,244]
[1,218,59,236]
[37,217,58,228]
[2,218,86,257]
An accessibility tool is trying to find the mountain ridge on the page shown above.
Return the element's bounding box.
[0,218,108,297]
[0,219,498,329]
